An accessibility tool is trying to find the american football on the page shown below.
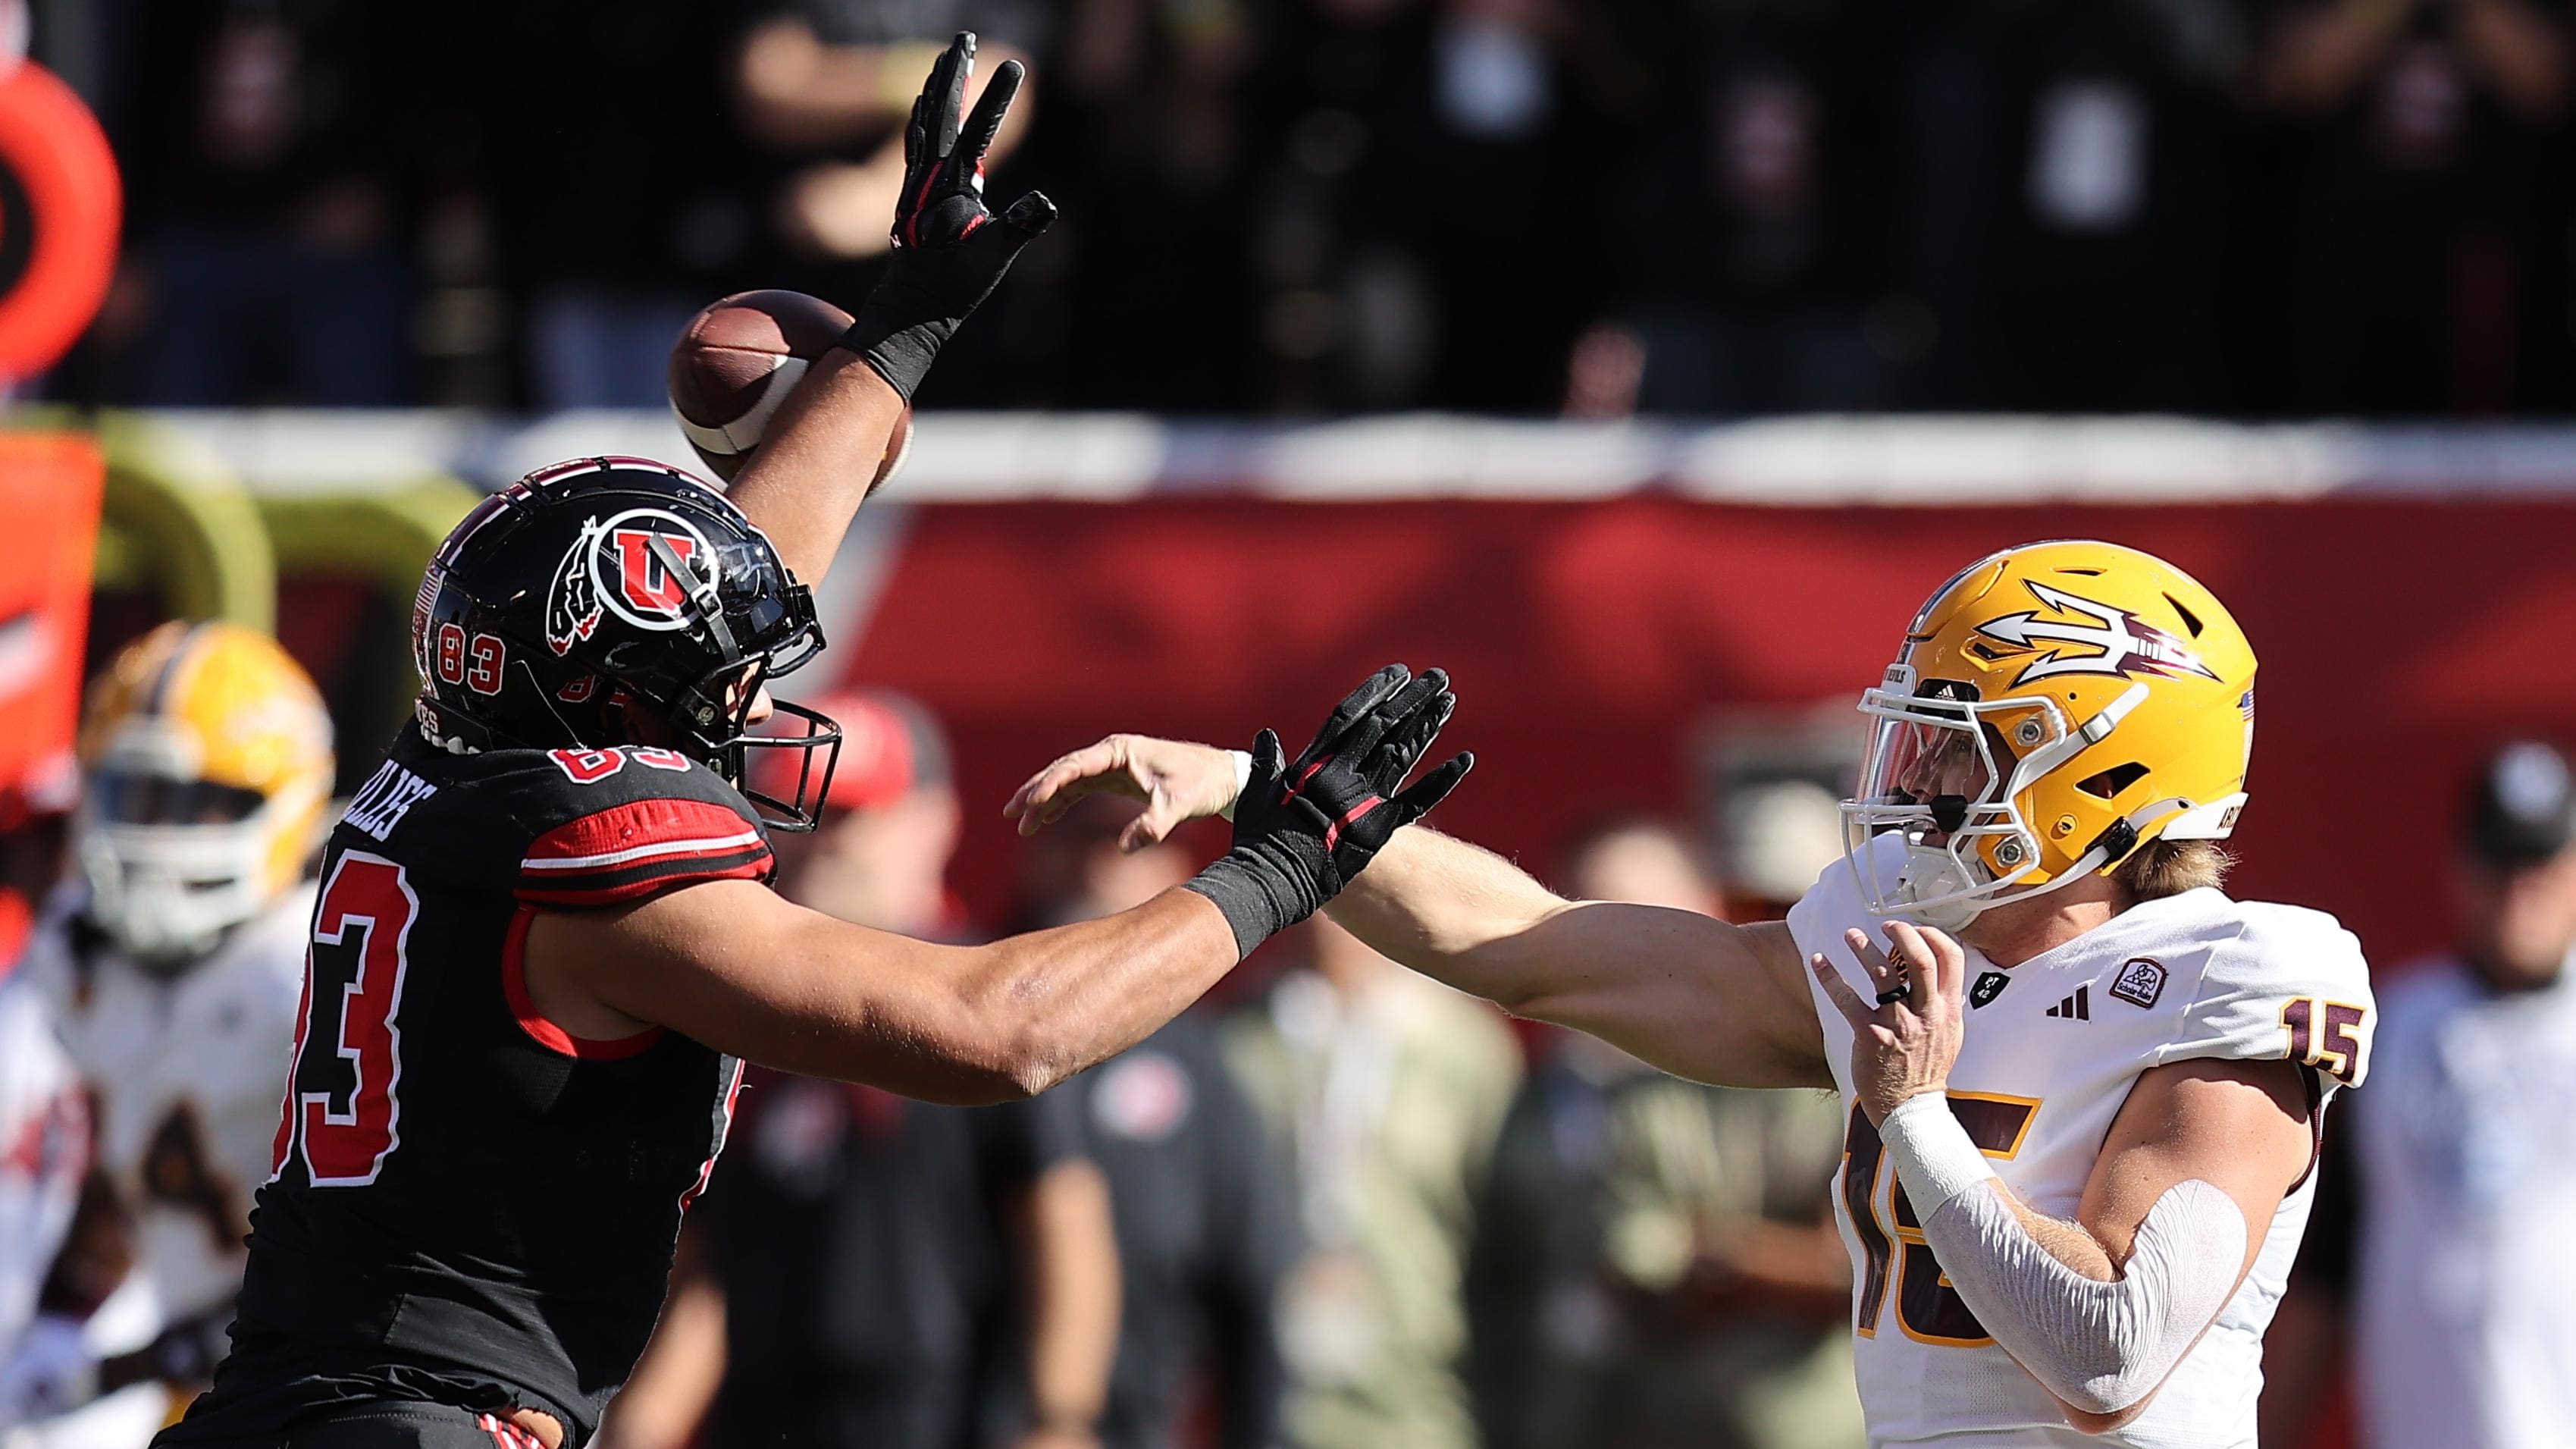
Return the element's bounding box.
[669,288,912,488]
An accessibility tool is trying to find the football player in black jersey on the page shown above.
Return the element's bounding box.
[153,38,1471,1449]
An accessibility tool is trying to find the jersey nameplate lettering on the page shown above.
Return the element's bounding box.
[343,759,439,842]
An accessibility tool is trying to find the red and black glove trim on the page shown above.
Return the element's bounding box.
[840,31,1057,402]
[1185,665,1472,957]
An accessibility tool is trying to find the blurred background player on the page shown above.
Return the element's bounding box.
[1467,815,1860,1449]
[2,623,331,1446]
[1224,914,1519,1449]
[606,692,1121,1449]
[2262,738,2576,1449]
[1017,797,1296,1449]
[0,761,89,1444]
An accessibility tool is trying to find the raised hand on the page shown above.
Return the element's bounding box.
[1257,663,1473,886]
[1809,921,1970,1124]
[1180,664,1474,957]
[1005,734,1246,853]
[843,31,1058,401]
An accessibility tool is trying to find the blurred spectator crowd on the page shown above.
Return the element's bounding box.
[30,0,2576,418]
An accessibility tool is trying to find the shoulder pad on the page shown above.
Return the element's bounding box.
[2153,899,2376,1090]
[504,746,773,908]
[358,738,773,907]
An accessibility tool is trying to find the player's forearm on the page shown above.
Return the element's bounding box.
[1876,1096,2242,1421]
[1323,826,1578,1009]
[1018,1163,1120,1435]
[725,349,907,588]
[952,889,1244,1098]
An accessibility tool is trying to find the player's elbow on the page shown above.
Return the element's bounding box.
[2058,1394,2152,1434]
[993,1031,1073,1099]
[963,999,1077,1101]
[2045,1346,2161,1427]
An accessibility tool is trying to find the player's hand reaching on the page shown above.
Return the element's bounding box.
[1014,666,1472,958]
[1006,734,1246,852]
[1811,921,1970,1124]
[842,31,1057,401]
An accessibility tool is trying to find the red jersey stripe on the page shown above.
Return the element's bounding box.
[500,906,666,1060]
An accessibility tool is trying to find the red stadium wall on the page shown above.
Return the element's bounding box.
[835,495,2574,972]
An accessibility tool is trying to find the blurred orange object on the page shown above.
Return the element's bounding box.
[0,57,119,381]
[0,431,102,814]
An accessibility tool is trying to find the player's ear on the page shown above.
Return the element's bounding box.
[618,692,679,748]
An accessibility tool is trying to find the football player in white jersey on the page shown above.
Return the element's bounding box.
[1005,540,2374,1449]
[2,623,332,1445]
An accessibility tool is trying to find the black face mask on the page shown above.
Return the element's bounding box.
[720,698,844,834]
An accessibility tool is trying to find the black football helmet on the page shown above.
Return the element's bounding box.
[412,456,841,830]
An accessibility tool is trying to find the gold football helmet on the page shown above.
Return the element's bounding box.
[75,622,334,961]
[1843,541,2256,929]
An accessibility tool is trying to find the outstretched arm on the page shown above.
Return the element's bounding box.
[728,32,1055,586]
[1005,732,1829,1089]
[1328,828,1825,1087]
[531,666,1465,1103]
[535,881,1239,1103]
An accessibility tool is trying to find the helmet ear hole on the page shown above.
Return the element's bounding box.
[2078,762,2148,799]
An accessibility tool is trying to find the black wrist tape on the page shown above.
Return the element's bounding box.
[1184,842,1327,959]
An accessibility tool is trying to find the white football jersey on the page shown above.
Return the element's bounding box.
[24,882,312,1341]
[1791,834,2373,1449]
[2350,954,2576,1449]
[0,971,84,1361]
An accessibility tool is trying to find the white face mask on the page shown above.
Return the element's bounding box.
[74,766,319,964]
[1839,665,2153,928]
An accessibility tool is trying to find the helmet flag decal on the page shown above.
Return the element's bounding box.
[544,519,606,657]
[1975,581,2218,686]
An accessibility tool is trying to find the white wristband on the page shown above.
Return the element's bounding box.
[1216,750,1254,823]
[1879,1091,1999,1217]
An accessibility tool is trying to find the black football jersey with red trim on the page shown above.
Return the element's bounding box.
[161,727,770,1447]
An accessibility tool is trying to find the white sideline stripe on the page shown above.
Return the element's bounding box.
[522,830,766,872]
[142,409,2576,502]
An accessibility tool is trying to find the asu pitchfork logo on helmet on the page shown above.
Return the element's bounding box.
[1842,541,2257,930]
[1973,582,2223,687]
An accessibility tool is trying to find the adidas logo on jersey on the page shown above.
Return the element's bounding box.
[2045,985,2091,1021]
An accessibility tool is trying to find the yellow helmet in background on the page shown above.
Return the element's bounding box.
[75,622,334,962]
[1841,541,2257,930]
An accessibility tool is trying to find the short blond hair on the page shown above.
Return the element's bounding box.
[2115,837,2231,902]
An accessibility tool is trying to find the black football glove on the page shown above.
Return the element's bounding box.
[1185,664,1474,958]
[841,31,1057,402]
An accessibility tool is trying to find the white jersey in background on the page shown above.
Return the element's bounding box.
[2351,954,2576,1449]
[0,971,85,1363]
[28,882,312,1331]
[5,883,312,1447]
[1793,835,2373,1449]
